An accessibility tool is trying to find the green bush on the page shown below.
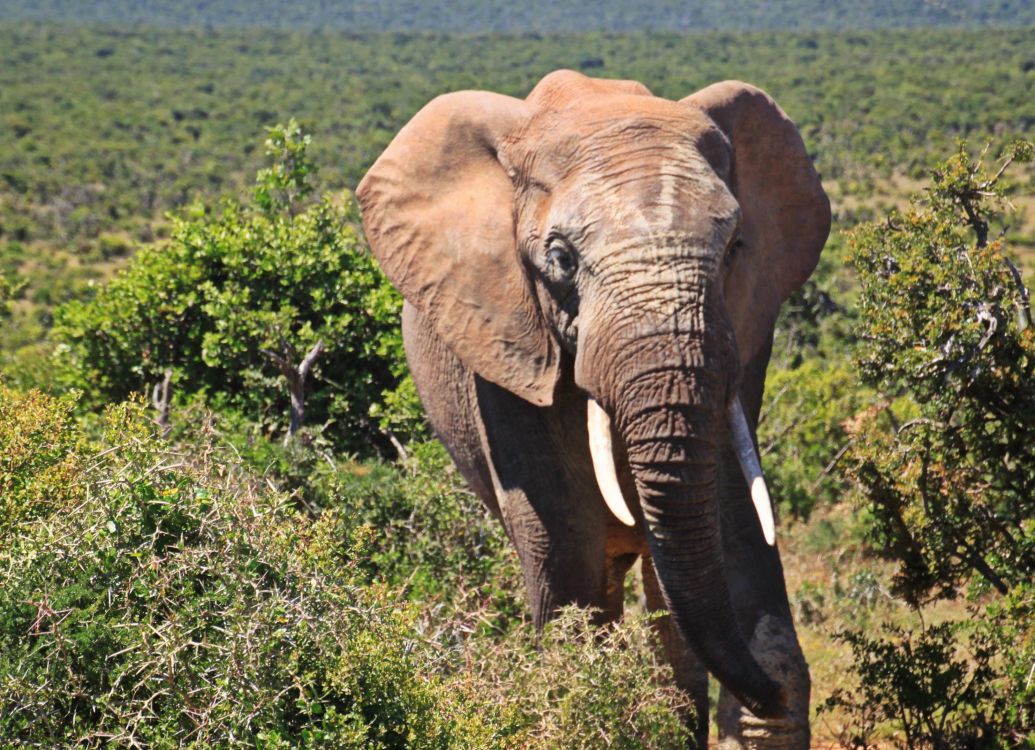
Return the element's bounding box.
[452,608,693,750]
[829,141,1035,747]
[183,408,518,615]
[0,398,450,748]
[821,618,1022,750]
[54,123,415,455]
[0,390,692,748]
[306,442,524,617]
[0,384,83,539]
[845,140,1035,602]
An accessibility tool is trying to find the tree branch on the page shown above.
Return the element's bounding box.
[262,338,326,443]
[982,154,1015,190]
[960,195,988,248]
[298,339,324,381]
[1001,256,1032,331]
[151,368,173,437]
[259,347,294,379]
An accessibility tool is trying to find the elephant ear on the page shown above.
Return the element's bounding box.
[681,82,831,371]
[357,91,561,407]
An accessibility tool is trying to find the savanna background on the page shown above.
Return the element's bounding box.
[0,1,1032,747]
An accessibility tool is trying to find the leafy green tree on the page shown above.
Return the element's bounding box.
[253,119,317,215]
[54,123,409,454]
[845,140,1034,602]
[826,141,1035,747]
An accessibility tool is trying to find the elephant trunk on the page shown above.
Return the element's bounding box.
[587,310,784,719]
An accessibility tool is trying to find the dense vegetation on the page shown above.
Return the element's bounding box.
[0,13,1033,748]
[53,121,411,454]
[2,25,1032,248]
[0,389,692,748]
[1,0,1032,32]
[3,23,1033,385]
[823,142,1035,748]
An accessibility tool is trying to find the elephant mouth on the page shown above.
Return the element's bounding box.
[586,396,776,545]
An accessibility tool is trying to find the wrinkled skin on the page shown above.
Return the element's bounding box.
[358,70,830,748]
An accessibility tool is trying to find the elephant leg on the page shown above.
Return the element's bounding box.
[604,551,639,623]
[715,469,810,750]
[402,302,499,516]
[642,555,710,749]
[475,374,612,628]
[407,302,613,625]
[715,342,810,750]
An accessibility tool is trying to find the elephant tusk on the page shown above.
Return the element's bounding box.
[587,398,637,527]
[728,398,777,546]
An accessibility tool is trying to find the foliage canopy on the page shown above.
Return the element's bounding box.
[54,124,409,454]
[824,142,1035,748]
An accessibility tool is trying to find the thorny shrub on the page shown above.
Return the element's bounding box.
[0,388,692,748]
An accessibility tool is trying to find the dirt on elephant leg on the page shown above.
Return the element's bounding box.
[716,614,810,750]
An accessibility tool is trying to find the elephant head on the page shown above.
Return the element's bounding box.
[357,70,830,718]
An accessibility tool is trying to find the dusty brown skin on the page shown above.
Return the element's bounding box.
[358,71,830,747]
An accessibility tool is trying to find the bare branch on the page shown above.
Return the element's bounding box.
[821,440,854,479]
[386,430,409,463]
[1001,256,1032,331]
[262,338,326,443]
[959,196,988,248]
[757,382,792,429]
[982,155,1015,190]
[298,339,324,381]
[151,369,173,437]
[259,348,294,379]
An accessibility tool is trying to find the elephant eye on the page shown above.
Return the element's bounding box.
[546,240,578,281]
[725,235,744,266]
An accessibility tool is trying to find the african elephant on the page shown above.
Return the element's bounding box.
[357,70,830,748]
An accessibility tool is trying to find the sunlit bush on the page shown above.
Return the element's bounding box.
[826,141,1035,748]
[0,391,691,748]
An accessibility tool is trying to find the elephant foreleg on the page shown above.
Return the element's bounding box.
[712,341,810,750]
[402,302,499,515]
[475,375,612,628]
[716,444,810,750]
[715,614,810,750]
[642,555,710,749]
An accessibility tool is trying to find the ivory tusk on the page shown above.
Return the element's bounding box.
[587,398,637,526]
[728,398,777,546]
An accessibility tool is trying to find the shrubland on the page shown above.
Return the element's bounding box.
[4,125,1025,748]
[1,24,1033,375]
[0,386,693,748]
[0,16,1033,746]
[2,25,1031,240]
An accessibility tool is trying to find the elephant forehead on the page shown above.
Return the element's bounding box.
[525,96,715,149]
[530,135,738,245]
[508,99,730,192]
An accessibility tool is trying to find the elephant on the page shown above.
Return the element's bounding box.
[357,70,830,748]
